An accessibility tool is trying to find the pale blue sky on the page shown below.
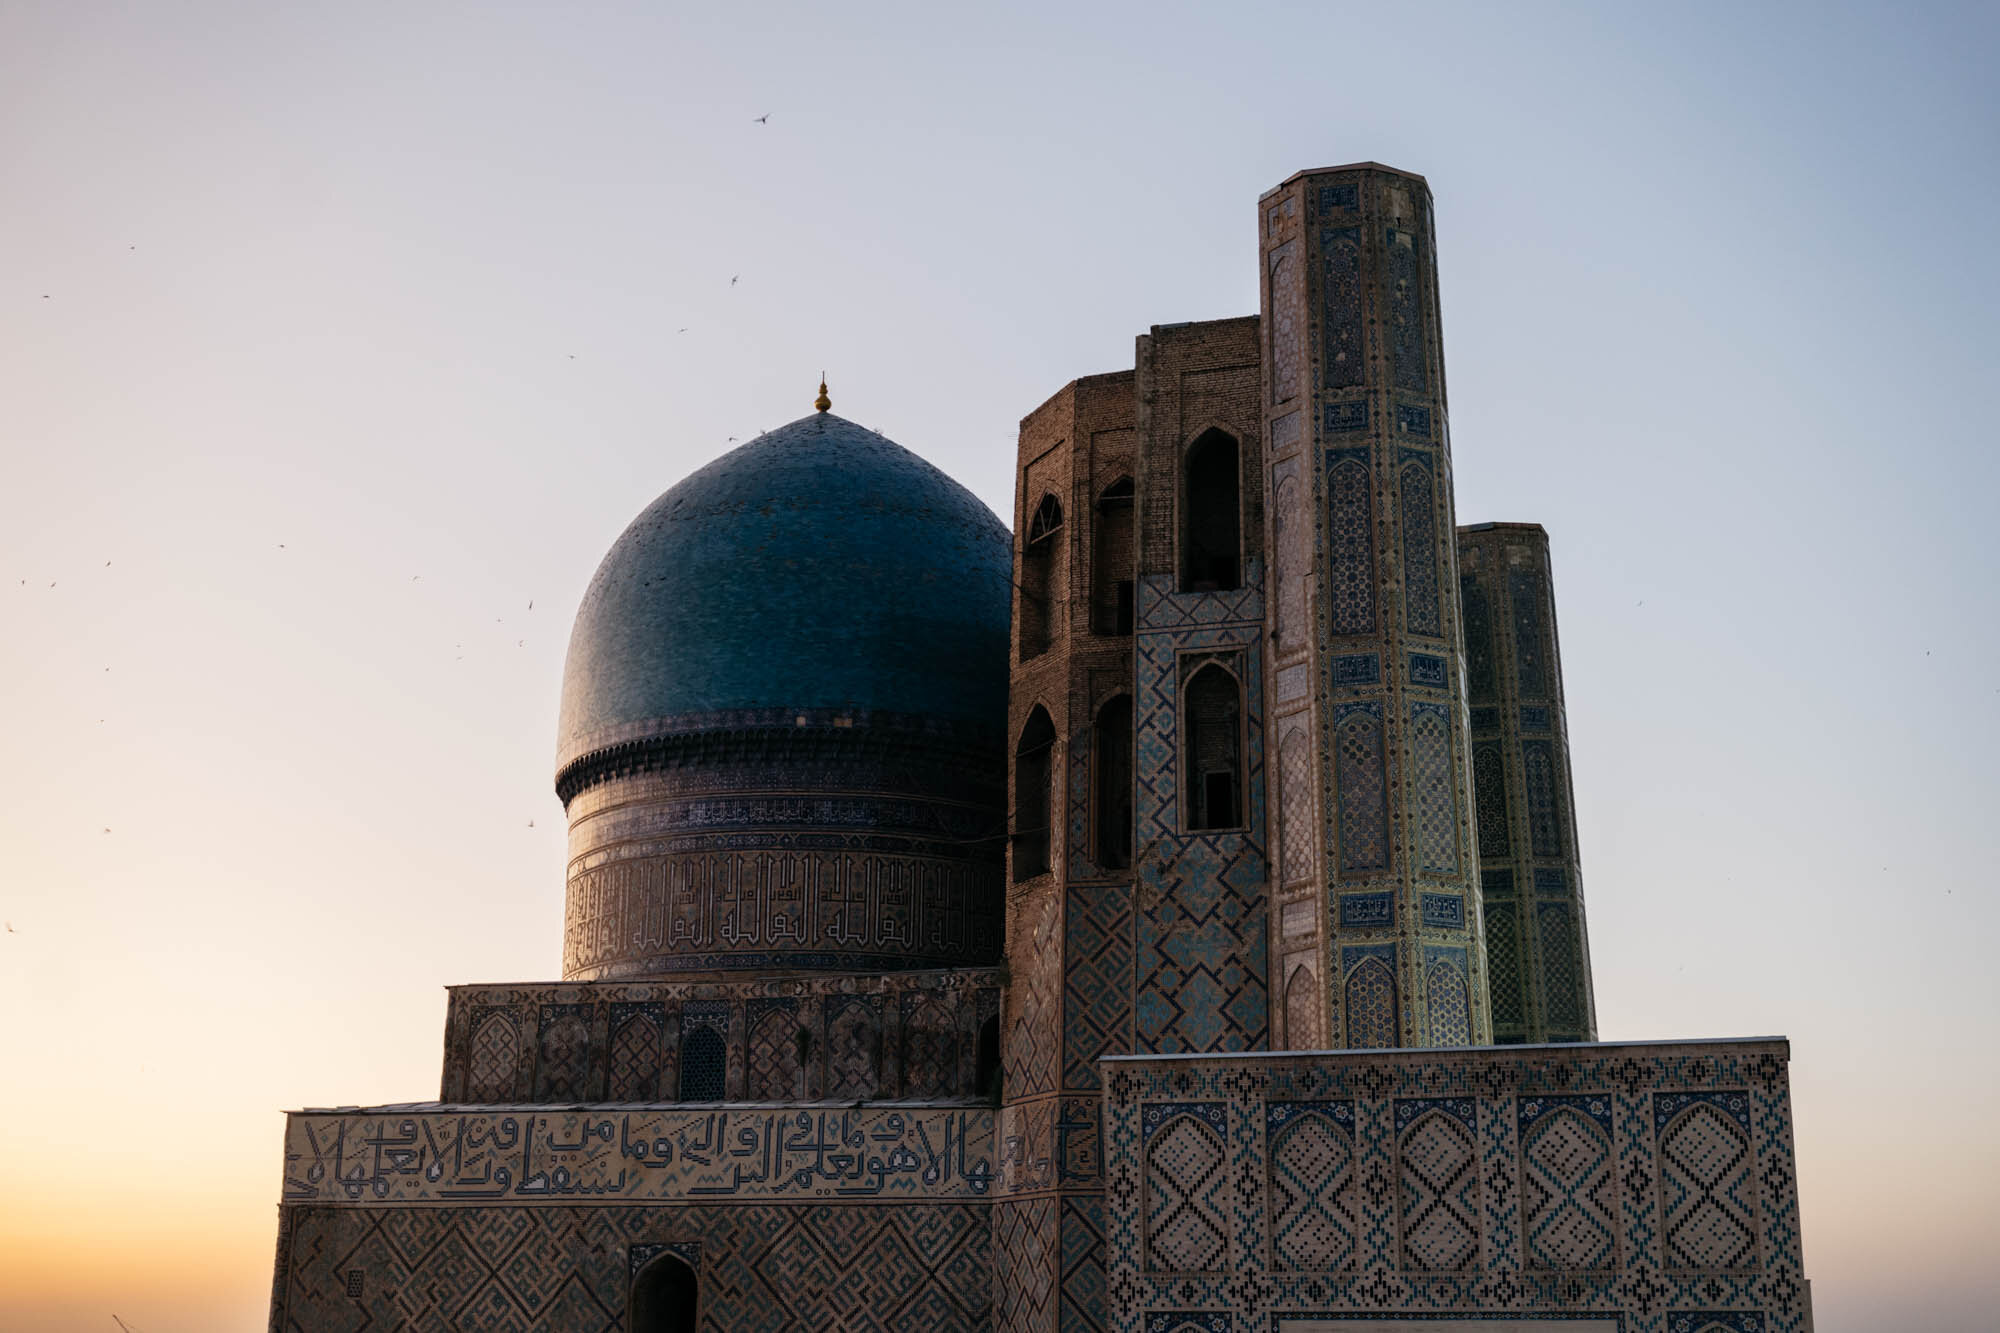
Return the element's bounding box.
[2,3,1996,1329]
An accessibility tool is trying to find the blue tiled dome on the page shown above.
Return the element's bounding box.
[556,412,1012,775]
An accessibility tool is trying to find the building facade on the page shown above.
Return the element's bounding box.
[267,163,1811,1332]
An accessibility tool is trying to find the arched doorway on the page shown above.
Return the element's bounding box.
[630,1250,698,1333]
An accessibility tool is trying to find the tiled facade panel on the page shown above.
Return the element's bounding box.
[1459,524,1597,1042]
[440,973,1000,1105]
[271,1201,993,1332]
[1105,1040,1811,1333]
[1259,166,1486,1049]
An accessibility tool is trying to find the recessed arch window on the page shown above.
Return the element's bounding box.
[1093,477,1135,635]
[1020,494,1063,659]
[1183,665,1243,831]
[630,1251,698,1333]
[1093,693,1134,869]
[1181,430,1241,592]
[975,1014,1001,1100]
[1014,707,1056,880]
[677,1026,725,1102]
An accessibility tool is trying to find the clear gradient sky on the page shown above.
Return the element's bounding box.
[3,3,1997,1329]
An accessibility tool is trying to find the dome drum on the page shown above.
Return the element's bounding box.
[555,412,1014,981]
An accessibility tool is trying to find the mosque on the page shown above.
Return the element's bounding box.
[268,163,1814,1332]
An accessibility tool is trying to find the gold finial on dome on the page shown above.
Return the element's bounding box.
[814,374,831,413]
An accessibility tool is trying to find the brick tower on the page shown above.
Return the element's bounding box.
[1256,164,1490,1048]
[1459,521,1598,1042]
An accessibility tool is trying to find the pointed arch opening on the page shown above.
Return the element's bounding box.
[1093,477,1135,635]
[1181,430,1241,592]
[630,1251,698,1333]
[1014,707,1056,881]
[1020,494,1063,659]
[1183,665,1243,831]
[1093,693,1134,869]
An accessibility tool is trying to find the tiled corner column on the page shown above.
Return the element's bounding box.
[1259,164,1489,1048]
[1459,522,1598,1042]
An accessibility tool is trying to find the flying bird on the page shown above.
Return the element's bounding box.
[678,328,688,334]
[753,114,769,124]
[5,922,14,933]
[527,601,533,610]
[730,275,739,286]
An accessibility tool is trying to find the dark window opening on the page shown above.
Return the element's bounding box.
[677,1025,725,1102]
[1014,707,1056,881]
[1181,431,1241,592]
[1185,664,1243,831]
[1093,694,1134,870]
[1093,477,1135,635]
[975,1014,1001,1101]
[1020,493,1063,659]
[630,1252,698,1333]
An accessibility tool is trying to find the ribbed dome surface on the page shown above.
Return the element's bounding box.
[556,412,1012,777]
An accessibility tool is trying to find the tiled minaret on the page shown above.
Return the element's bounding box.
[1259,164,1490,1048]
[1459,522,1597,1042]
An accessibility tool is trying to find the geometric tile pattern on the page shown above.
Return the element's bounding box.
[1398,460,1441,637]
[1484,905,1525,1031]
[1387,228,1428,393]
[1142,1110,1230,1272]
[1065,881,1134,1091]
[996,1195,1057,1333]
[1396,1100,1481,1272]
[748,999,804,1100]
[1657,1093,1758,1272]
[1343,954,1398,1050]
[1060,1196,1109,1333]
[1519,1095,1617,1272]
[1100,1039,1810,1333]
[1460,574,1496,702]
[272,1201,992,1333]
[1132,584,1269,1054]
[1410,701,1458,873]
[1267,1103,1358,1272]
[1278,726,1313,887]
[1523,740,1564,859]
[1473,742,1509,858]
[827,997,880,1100]
[467,1010,520,1103]
[903,991,958,1100]
[1321,228,1364,390]
[1538,901,1585,1035]
[534,1005,593,1101]
[607,1004,664,1102]
[1424,954,1472,1047]
[1333,704,1388,875]
[1325,456,1374,636]
[1509,567,1548,700]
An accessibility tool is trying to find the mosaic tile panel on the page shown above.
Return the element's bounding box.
[1473,743,1510,860]
[1656,1092,1758,1272]
[606,1004,664,1102]
[1510,569,1548,701]
[1143,1109,1230,1273]
[1325,454,1375,637]
[534,1005,594,1101]
[747,998,804,1101]
[1484,905,1525,1031]
[1538,901,1585,1036]
[1062,1195,1110,1333]
[1461,575,1497,706]
[1267,1103,1359,1272]
[1067,880,1135,1091]
[1342,954,1398,1051]
[1523,740,1564,860]
[904,990,959,1100]
[1398,459,1442,638]
[1396,1100,1481,1272]
[1099,1039,1809,1333]
[1519,1095,1617,1272]
[1423,953,1472,1047]
[1278,726,1314,887]
[1320,227,1364,389]
[1387,226,1428,392]
[468,1010,522,1103]
[1333,704,1388,876]
[1410,701,1458,874]
[274,1200,992,1333]
[995,1195,1057,1333]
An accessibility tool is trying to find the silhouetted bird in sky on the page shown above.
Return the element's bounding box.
[5,922,14,933]
[730,275,739,286]
[753,114,769,124]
